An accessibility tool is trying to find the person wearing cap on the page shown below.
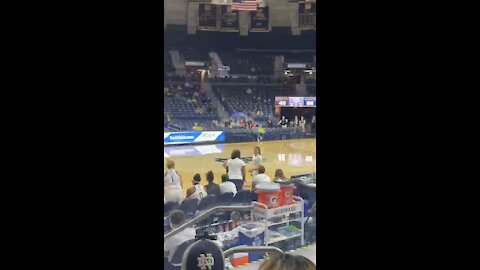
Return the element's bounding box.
[186,173,208,203]
[164,210,196,263]
[252,165,271,190]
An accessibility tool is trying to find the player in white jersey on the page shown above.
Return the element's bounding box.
[164,159,184,204]
[299,116,306,133]
[249,146,263,177]
[186,174,207,203]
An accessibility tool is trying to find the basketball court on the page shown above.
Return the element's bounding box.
[164,138,316,196]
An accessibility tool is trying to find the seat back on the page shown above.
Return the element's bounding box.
[218,192,234,205]
[196,195,217,211]
[164,202,179,216]
[232,190,251,204]
[178,198,199,218]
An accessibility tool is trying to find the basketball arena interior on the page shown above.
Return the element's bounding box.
[164,1,316,269]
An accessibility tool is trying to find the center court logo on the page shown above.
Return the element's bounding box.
[214,157,266,163]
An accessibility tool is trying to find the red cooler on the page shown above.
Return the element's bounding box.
[275,180,296,206]
[255,183,281,208]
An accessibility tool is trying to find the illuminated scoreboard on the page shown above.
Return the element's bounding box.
[275,97,316,107]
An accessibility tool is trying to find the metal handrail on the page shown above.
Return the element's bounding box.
[223,246,284,258]
[164,204,255,242]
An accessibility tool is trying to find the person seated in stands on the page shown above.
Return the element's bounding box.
[258,254,315,270]
[204,171,221,196]
[185,174,207,203]
[219,174,237,196]
[192,123,203,131]
[164,210,196,263]
[267,118,273,128]
[273,169,287,182]
[252,165,271,190]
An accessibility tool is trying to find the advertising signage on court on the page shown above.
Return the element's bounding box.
[164,131,225,145]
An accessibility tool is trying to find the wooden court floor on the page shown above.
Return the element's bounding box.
[164,138,316,196]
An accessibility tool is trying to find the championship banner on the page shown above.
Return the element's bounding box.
[250,6,269,32]
[164,131,225,145]
[198,4,218,31]
[299,2,316,30]
[219,5,239,32]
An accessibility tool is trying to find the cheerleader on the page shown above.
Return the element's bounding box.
[249,146,263,177]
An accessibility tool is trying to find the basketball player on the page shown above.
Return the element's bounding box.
[164,159,184,204]
[278,116,288,128]
[249,146,263,177]
[186,174,207,203]
[299,116,306,133]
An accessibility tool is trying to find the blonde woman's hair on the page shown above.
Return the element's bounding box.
[166,159,175,169]
[259,254,315,270]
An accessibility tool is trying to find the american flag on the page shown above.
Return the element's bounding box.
[231,0,258,11]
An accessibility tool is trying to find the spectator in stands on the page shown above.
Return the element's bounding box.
[204,171,221,196]
[267,118,273,128]
[258,254,315,270]
[185,174,207,203]
[219,174,237,195]
[252,165,271,190]
[252,124,263,142]
[164,210,196,263]
[192,123,203,131]
[224,149,245,191]
[246,88,252,95]
[273,169,287,181]
[164,160,184,204]
[258,125,266,137]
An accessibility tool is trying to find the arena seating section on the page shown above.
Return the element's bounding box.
[164,49,316,132]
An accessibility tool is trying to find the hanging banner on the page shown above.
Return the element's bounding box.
[220,5,239,32]
[299,2,316,30]
[250,6,269,32]
[198,4,218,31]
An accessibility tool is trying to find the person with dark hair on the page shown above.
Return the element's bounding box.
[185,173,207,203]
[258,254,315,270]
[273,169,287,181]
[223,149,245,191]
[252,165,271,190]
[219,174,237,195]
[164,210,196,263]
[204,171,221,196]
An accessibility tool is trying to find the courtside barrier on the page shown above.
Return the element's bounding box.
[164,131,225,145]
